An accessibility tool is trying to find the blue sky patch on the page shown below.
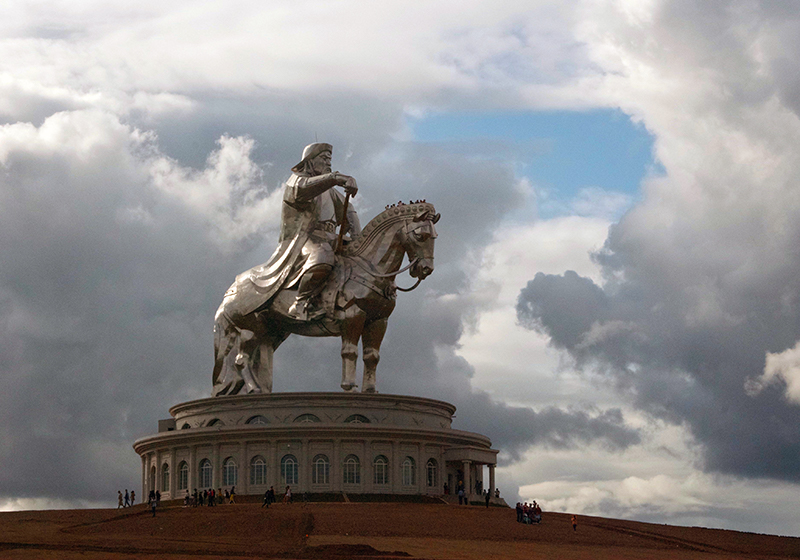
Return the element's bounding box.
[411,109,662,219]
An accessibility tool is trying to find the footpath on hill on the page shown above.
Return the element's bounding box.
[0,502,798,559]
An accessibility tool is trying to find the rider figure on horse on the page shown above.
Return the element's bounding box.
[250,142,361,321]
[284,143,360,319]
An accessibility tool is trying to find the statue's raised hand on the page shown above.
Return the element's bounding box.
[341,175,358,198]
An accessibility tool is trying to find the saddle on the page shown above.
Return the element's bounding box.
[270,257,352,323]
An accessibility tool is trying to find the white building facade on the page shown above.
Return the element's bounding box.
[134,393,499,501]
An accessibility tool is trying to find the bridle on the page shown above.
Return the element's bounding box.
[350,219,432,292]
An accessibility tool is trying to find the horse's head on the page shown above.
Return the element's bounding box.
[404,207,439,279]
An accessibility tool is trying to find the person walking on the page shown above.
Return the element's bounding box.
[150,493,157,517]
[485,490,490,508]
[124,490,130,508]
[262,490,270,508]
[229,486,236,504]
[130,490,136,506]
[117,491,123,509]
[572,514,578,532]
[283,486,292,504]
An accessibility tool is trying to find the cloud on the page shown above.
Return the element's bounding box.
[747,341,800,404]
[0,109,280,501]
[517,0,800,482]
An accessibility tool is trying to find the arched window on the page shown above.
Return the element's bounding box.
[373,455,389,486]
[312,454,330,485]
[222,457,238,486]
[162,462,170,492]
[246,415,268,425]
[207,419,223,427]
[181,423,190,429]
[250,456,267,486]
[344,414,370,424]
[401,457,416,486]
[281,454,298,485]
[178,461,189,490]
[293,414,321,423]
[199,459,213,488]
[343,455,361,485]
[426,459,437,488]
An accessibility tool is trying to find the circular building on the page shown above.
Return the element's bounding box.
[133,392,499,502]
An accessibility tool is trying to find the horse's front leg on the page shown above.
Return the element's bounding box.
[340,305,366,392]
[361,317,388,393]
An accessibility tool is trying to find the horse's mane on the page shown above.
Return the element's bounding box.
[345,201,436,257]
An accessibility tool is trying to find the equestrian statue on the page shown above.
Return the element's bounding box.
[212,143,439,395]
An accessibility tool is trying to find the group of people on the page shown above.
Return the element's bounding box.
[516,500,543,524]
[449,480,500,506]
[182,487,236,507]
[261,485,297,507]
[116,489,135,508]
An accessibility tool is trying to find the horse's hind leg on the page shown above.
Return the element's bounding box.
[361,317,388,393]
[340,305,366,392]
[212,307,245,396]
[255,332,288,394]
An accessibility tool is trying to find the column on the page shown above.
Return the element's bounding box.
[392,441,400,492]
[140,455,146,497]
[155,451,162,492]
[332,439,341,492]
[415,444,421,494]
[300,439,309,492]
[212,443,220,489]
[270,441,278,489]
[239,441,248,495]
[170,449,177,499]
[365,440,373,493]
[462,460,471,500]
[489,464,496,499]
[189,446,197,491]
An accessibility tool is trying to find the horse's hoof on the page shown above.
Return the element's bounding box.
[341,383,358,392]
[362,386,377,394]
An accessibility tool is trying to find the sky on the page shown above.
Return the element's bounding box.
[1,0,800,537]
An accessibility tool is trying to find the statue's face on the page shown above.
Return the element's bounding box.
[309,150,332,175]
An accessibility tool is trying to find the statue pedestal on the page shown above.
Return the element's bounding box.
[134,392,499,501]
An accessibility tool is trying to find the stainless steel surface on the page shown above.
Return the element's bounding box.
[212,146,438,396]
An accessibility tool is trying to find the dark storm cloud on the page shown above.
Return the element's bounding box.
[517,236,800,480]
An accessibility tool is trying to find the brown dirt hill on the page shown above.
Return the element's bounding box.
[0,502,797,559]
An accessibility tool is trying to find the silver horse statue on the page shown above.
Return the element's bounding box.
[212,201,439,395]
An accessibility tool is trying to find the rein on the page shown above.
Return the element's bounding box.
[352,256,424,292]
